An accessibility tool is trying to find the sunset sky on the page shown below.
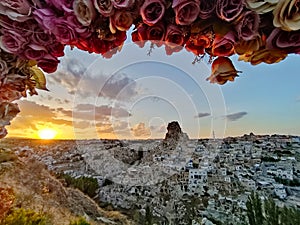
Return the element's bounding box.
[6,38,300,140]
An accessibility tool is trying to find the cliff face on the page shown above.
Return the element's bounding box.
[0,150,133,225]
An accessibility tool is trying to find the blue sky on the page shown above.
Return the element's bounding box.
[6,39,300,139]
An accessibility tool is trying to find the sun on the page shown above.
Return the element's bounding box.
[38,128,57,140]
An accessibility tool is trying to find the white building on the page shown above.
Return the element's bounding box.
[274,184,287,199]
[188,169,208,194]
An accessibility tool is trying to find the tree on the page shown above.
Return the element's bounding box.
[264,198,279,225]
[246,191,264,225]
[145,205,153,225]
[245,192,300,225]
[280,206,300,225]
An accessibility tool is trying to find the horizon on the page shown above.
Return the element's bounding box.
[4,131,300,141]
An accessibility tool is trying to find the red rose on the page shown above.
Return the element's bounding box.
[132,23,165,47]
[172,0,200,25]
[147,22,166,46]
[47,42,65,57]
[164,24,186,55]
[185,33,211,56]
[37,54,60,73]
[132,24,148,47]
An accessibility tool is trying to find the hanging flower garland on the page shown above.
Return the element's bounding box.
[0,0,300,138]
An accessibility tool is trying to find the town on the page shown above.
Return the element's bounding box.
[2,122,300,224]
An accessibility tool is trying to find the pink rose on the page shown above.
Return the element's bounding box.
[112,0,135,9]
[66,14,91,39]
[0,0,31,22]
[140,0,166,26]
[0,16,36,38]
[30,24,54,46]
[37,54,60,73]
[73,0,96,26]
[164,24,186,55]
[185,34,211,55]
[211,31,237,56]
[0,30,27,54]
[50,18,77,44]
[34,9,90,44]
[94,0,114,17]
[110,10,133,33]
[266,28,300,54]
[235,10,260,41]
[23,44,47,60]
[45,0,74,12]
[199,0,216,19]
[172,0,200,25]
[216,0,245,22]
[33,8,57,31]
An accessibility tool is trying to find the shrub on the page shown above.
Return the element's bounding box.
[69,217,91,225]
[57,174,99,198]
[0,151,17,163]
[2,208,48,225]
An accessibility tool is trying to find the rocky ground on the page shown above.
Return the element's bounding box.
[0,149,133,225]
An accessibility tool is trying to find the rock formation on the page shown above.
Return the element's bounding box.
[162,121,188,150]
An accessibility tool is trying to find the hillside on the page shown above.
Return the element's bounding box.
[0,149,133,225]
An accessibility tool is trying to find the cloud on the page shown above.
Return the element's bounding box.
[18,100,56,118]
[76,103,131,119]
[150,124,166,133]
[225,112,248,121]
[9,100,73,136]
[73,121,91,129]
[49,57,140,100]
[54,98,71,105]
[99,74,139,101]
[131,122,151,138]
[194,112,210,118]
[57,104,131,124]
[296,96,300,102]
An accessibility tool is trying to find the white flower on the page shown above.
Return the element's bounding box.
[246,0,279,14]
[73,0,96,26]
[273,0,300,31]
